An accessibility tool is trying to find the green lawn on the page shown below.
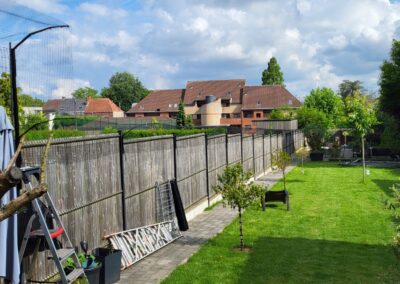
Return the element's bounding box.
[163,162,400,284]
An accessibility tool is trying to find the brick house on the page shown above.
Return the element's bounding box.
[43,98,86,116]
[126,79,302,129]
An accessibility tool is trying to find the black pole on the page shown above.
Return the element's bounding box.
[9,45,20,154]
[225,133,229,166]
[118,130,127,230]
[204,134,210,206]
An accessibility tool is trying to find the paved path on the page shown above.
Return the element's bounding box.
[117,167,294,284]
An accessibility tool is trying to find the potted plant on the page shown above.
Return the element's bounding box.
[64,242,102,284]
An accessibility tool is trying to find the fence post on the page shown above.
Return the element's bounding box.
[204,133,210,206]
[173,134,178,181]
[118,130,127,230]
[225,133,229,166]
[252,134,255,176]
[270,132,273,169]
[262,134,265,174]
[241,132,243,164]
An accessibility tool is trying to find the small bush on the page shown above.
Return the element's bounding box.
[53,116,97,129]
[122,127,226,139]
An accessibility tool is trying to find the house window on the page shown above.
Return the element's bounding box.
[168,104,172,108]
[222,114,230,118]
[288,99,292,105]
[256,113,261,118]
[196,114,201,120]
[243,111,253,118]
[157,108,160,112]
[244,125,252,130]
[174,104,178,107]
[257,101,261,105]
[232,113,241,118]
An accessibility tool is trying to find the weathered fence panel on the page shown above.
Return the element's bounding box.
[123,135,174,228]
[242,135,253,173]
[227,134,241,165]
[207,135,227,197]
[253,135,264,176]
[176,134,207,209]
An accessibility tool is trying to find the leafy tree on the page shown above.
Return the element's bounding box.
[304,87,344,127]
[269,107,296,120]
[72,87,99,99]
[272,149,292,190]
[379,39,400,120]
[338,80,366,100]
[176,100,186,128]
[19,94,45,107]
[297,107,329,152]
[101,72,149,112]
[379,113,400,152]
[0,72,23,118]
[262,57,284,86]
[213,163,265,251]
[345,92,378,183]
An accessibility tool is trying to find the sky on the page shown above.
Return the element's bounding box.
[1,0,400,101]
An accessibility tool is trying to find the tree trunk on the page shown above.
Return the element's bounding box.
[0,185,48,222]
[0,166,22,199]
[283,168,286,190]
[239,207,243,250]
[362,136,366,183]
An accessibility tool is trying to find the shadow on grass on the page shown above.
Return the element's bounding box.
[372,178,399,197]
[238,237,400,284]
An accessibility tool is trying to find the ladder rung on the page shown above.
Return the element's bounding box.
[30,227,64,239]
[66,268,84,283]
[51,248,75,262]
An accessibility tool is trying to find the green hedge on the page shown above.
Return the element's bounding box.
[25,130,86,141]
[102,127,227,138]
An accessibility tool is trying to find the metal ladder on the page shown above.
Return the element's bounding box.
[19,166,87,283]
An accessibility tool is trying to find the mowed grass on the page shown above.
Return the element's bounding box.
[162,162,400,284]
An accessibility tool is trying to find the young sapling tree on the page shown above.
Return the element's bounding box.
[213,163,265,251]
[295,147,309,174]
[272,149,292,190]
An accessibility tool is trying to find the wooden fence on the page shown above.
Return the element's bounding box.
[19,130,304,281]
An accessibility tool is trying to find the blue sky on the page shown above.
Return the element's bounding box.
[1,0,400,101]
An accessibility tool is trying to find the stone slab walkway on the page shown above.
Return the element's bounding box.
[117,167,294,284]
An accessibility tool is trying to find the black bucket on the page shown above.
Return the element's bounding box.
[85,263,102,284]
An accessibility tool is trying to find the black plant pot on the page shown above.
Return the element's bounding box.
[310,152,324,161]
[94,248,122,284]
[85,263,102,284]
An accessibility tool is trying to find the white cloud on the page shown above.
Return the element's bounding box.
[52,79,91,98]
[14,0,67,14]
[79,2,128,18]
[328,35,348,49]
[297,0,311,14]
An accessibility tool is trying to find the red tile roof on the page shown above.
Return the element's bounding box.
[126,89,184,113]
[84,98,123,114]
[242,86,302,110]
[43,99,62,112]
[184,79,245,104]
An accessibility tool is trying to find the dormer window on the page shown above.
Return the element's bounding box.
[168,104,172,108]
[257,101,261,105]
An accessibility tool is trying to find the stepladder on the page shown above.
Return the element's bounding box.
[19,166,88,283]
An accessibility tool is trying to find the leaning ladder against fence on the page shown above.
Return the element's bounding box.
[104,181,181,269]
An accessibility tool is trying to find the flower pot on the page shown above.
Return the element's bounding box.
[94,248,122,284]
[310,152,323,161]
[84,263,102,284]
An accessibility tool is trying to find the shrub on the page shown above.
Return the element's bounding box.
[25,129,85,141]
[53,115,97,129]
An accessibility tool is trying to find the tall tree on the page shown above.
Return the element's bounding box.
[262,57,284,86]
[345,92,378,183]
[0,72,23,118]
[338,80,366,100]
[19,94,45,107]
[379,39,400,120]
[72,87,99,99]
[101,72,149,112]
[304,87,344,127]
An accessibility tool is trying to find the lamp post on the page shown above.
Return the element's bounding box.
[9,24,69,160]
